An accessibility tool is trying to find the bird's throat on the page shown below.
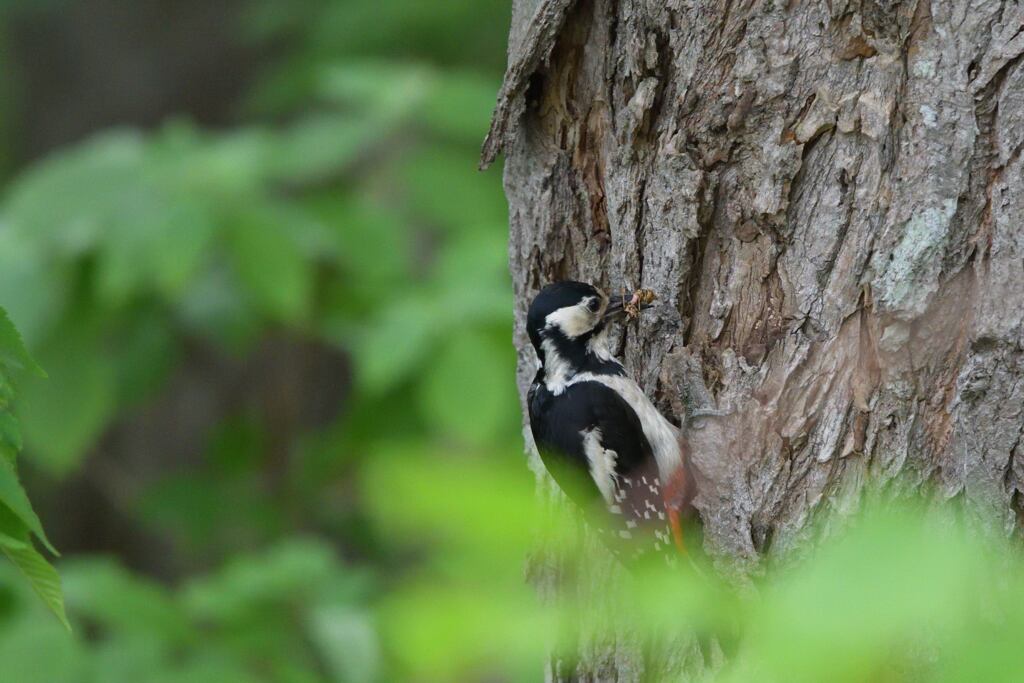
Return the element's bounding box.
[540,329,624,394]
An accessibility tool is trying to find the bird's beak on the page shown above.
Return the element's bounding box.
[604,299,627,319]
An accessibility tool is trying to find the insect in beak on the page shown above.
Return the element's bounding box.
[604,289,657,321]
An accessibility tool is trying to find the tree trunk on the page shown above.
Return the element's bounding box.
[486,0,1024,680]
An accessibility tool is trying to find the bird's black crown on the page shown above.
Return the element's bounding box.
[526,281,604,352]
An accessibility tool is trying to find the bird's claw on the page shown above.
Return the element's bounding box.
[688,406,732,430]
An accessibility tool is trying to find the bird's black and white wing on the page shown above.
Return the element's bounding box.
[529,379,686,559]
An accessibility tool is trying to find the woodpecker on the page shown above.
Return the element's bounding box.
[527,281,694,561]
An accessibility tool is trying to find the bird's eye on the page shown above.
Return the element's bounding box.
[586,298,601,313]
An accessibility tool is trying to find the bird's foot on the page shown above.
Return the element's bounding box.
[687,405,732,430]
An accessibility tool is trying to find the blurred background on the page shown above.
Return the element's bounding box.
[0,1,532,681]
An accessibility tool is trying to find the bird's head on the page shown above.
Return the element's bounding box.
[526,281,654,364]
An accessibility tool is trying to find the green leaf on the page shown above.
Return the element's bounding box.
[0,373,12,407]
[61,558,189,640]
[0,410,22,451]
[0,235,70,346]
[433,230,512,323]
[0,306,44,376]
[268,113,369,183]
[0,531,29,550]
[0,460,57,554]
[2,541,69,630]
[95,199,217,305]
[417,331,516,445]
[18,332,116,476]
[184,539,336,622]
[226,209,313,323]
[85,634,167,683]
[352,296,440,394]
[2,130,147,256]
[0,502,31,550]
[307,606,379,683]
[317,61,430,123]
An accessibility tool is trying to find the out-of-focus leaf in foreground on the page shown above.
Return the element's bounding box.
[363,444,1024,683]
[364,448,564,679]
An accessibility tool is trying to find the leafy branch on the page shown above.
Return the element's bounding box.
[0,306,67,629]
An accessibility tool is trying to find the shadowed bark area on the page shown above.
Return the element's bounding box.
[488,0,1024,679]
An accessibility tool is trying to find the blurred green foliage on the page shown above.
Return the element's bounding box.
[0,60,511,474]
[1,2,1023,683]
[365,454,1024,683]
[0,538,376,683]
[0,0,519,679]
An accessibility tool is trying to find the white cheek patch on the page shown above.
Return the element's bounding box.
[545,303,596,339]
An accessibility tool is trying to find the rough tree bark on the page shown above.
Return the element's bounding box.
[486,0,1024,680]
